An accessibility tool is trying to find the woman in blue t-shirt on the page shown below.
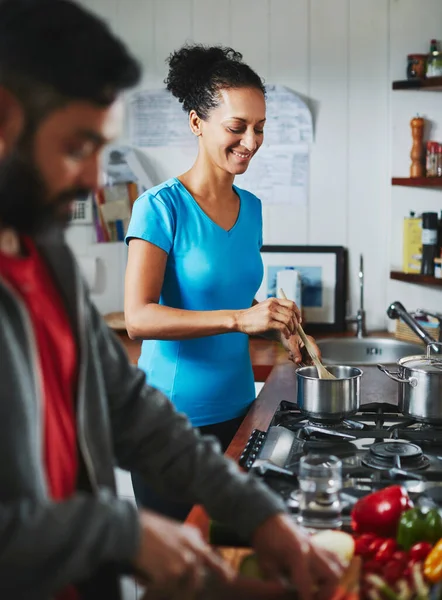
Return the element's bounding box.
[124,44,318,520]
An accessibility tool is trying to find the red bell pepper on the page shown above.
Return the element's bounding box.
[351,486,413,538]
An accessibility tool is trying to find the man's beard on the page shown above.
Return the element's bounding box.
[0,148,90,235]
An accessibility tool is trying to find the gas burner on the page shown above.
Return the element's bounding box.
[362,441,430,471]
[306,420,343,429]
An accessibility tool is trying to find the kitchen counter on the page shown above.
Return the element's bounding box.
[185,360,398,538]
[108,317,399,535]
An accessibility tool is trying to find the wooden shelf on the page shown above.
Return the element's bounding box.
[392,77,442,91]
[390,271,442,286]
[392,177,442,187]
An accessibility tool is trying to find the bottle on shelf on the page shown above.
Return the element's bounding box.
[438,210,442,257]
[426,141,439,176]
[403,212,422,274]
[420,212,439,276]
[410,116,425,178]
[437,144,442,177]
[427,39,442,78]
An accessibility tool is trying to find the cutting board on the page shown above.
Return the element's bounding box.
[138,547,297,599]
[138,552,361,600]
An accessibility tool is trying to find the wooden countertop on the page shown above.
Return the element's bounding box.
[185,359,398,539]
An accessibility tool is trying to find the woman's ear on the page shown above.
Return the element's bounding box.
[188,110,202,137]
[0,87,24,158]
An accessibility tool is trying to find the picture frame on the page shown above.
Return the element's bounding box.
[257,245,348,333]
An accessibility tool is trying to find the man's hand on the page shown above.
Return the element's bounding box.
[281,333,321,365]
[252,513,344,600]
[134,509,234,596]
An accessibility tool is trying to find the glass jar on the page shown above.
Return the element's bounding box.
[298,454,343,530]
[407,54,427,79]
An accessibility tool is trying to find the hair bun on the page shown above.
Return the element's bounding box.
[165,44,242,112]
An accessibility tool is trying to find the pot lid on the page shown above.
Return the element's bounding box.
[399,354,442,373]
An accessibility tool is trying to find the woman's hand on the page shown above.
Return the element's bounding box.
[281,333,322,365]
[235,298,301,339]
[252,513,344,600]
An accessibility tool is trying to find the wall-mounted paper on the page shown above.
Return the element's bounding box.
[128,89,196,147]
[235,144,309,206]
[264,85,313,144]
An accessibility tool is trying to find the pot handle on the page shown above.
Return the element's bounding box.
[377,364,418,387]
[426,342,442,358]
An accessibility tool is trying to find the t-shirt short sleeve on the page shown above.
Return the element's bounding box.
[125,192,175,254]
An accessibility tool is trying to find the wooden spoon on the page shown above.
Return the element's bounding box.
[278,288,336,380]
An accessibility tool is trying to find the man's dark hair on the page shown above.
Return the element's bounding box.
[165,44,265,120]
[0,0,141,126]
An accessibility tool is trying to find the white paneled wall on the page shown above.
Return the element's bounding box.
[388,0,442,322]
[71,0,441,328]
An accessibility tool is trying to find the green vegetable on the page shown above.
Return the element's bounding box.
[239,554,263,580]
[423,509,442,544]
[396,507,442,550]
[365,574,400,600]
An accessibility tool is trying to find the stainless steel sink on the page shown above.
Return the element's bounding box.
[317,337,424,366]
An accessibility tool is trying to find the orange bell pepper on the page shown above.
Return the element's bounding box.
[424,537,442,584]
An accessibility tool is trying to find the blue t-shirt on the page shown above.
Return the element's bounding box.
[125,177,263,427]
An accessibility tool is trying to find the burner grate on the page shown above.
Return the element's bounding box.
[361,441,430,471]
[305,420,344,429]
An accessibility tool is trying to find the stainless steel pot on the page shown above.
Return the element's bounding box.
[378,343,442,424]
[296,365,363,422]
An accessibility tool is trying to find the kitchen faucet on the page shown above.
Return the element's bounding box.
[387,301,441,354]
[346,254,367,338]
[415,308,442,342]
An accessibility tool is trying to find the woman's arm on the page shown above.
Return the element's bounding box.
[124,239,300,341]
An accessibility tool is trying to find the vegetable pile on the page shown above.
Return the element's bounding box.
[350,485,442,599]
[238,485,442,599]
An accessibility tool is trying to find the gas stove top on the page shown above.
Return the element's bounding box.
[239,401,442,527]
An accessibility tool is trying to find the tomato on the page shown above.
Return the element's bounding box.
[368,537,385,555]
[358,533,379,545]
[383,560,405,585]
[409,541,433,562]
[375,539,398,562]
[355,537,375,558]
[391,550,409,565]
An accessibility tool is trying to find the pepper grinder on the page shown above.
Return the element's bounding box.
[410,115,425,178]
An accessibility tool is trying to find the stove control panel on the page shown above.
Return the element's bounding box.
[239,429,267,470]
